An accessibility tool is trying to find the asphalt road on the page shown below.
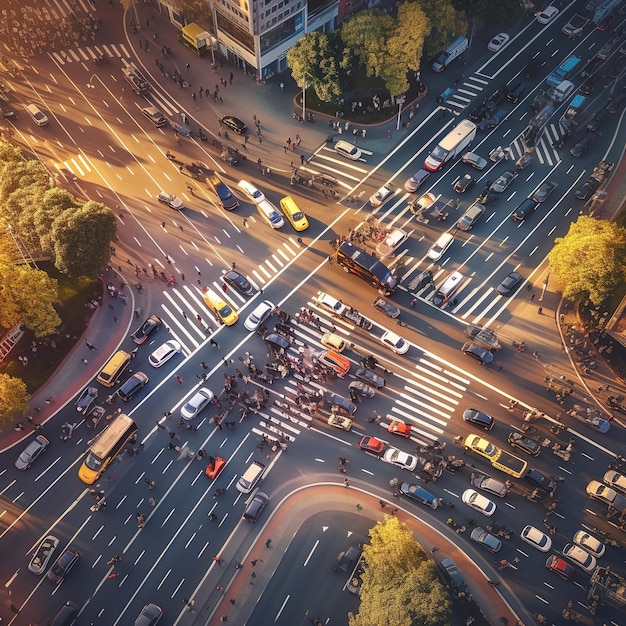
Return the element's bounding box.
[1,0,625,624]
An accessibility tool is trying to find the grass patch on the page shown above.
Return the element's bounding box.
[0,263,100,394]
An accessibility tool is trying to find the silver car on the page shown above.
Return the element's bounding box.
[181,388,215,420]
[15,435,49,470]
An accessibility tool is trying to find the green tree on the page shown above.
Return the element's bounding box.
[0,373,30,427]
[349,516,451,626]
[51,200,117,277]
[420,0,468,57]
[341,10,395,79]
[287,32,343,103]
[35,188,81,253]
[0,256,61,337]
[461,0,522,26]
[548,216,626,306]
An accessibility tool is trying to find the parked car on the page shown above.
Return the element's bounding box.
[28,535,59,574]
[562,543,597,572]
[117,372,149,401]
[463,408,495,430]
[461,342,493,365]
[462,152,488,170]
[222,270,254,296]
[546,555,574,579]
[496,271,523,296]
[131,314,162,345]
[47,547,80,584]
[181,388,215,420]
[462,489,496,516]
[355,367,386,388]
[380,330,410,354]
[470,527,501,552]
[507,431,541,456]
[15,434,50,470]
[488,33,509,52]
[573,530,605,558]
[454,174,475,193]
[220,115,247,135]
[334,140,362,160]
[384,448,418,471]
[244,300,274,331]
[531,181,558,203]
[157,191,184,210]
[471,473,508,498]
[520,525,552,551]
[490,170,517,193]
[372,296,401,318]
[359,436,385,455]
[148,340,181,368]
[586,480,626,509]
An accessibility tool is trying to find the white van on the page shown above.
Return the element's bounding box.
[432,271,464,307]
[236,460,265,493]
[432,37,469,72]
[26,104,49,126]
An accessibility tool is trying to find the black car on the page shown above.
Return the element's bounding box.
[525,469,556,494]
[131,314,162,345]
[462,408,495,430]
[575,179,600,201]
[461,342,493,365]
[47,547,79,584]
[355,368,386,389]
[511,198,538,222]
[220,115,247,135]
[524,57,542,78]
[606,92,626,114]
[220,146,243,165]
[206,172,239,210]
[496,271,523,296]
[507,431,541,457]
[222,270,254,296]
[454,174,476,193]
[586,110,605,133]
[570,136,592,157]
[116,372,149,402]
[263,331,291,352]
[439,557,468,598]
[531,181,558,203]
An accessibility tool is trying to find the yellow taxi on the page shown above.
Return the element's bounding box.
[202,288,239,326]
[279,196,309,231]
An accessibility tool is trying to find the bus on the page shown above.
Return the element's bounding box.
[78,414,137,484]
[424,119,477,171]
[336,242,398,295]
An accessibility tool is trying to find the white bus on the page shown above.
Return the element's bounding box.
[424,120,477,172]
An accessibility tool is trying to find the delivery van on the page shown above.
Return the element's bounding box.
[432,37,469,72]
[96,350,131,387]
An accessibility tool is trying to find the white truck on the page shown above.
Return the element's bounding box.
[424,119,477,172]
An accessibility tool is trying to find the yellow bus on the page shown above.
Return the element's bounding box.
[78,414,137,484]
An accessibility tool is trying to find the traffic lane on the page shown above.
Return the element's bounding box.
[246,511,365,625]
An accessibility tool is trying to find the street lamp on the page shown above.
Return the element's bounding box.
[395,95,406,131]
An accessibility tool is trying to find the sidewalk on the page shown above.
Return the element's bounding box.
[195,484,525,626]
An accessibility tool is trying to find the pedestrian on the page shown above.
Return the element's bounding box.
[182,311,187,319]
[15,422,25,431]
[300,153,305,164]
[181,273,185,281]
[145,478,155,490]
[229,71,234,84]
[192,92,196,101]
[410,298,417,307]
[149,497,158,507]
[209,513,218,521]
[175,375,184,385]
[210,338,219,348]
[251,559,258,566]
[379,500,387,508]
[169,431,179,441]
[344,478,350,488]
[280,82,284,91]
[200,361,208,369]
[265,538,272,548]
[185,599,195,612]
[533,350,540,359]
[197,314,202,324]
[86,341,98,350]
[186,62,190,72]
[537,306,543,315]
[243,217,248,227]
[213,556,224,566]
[81,358,88,365]
[530,293,536,302]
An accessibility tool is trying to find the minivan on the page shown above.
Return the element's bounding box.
[236,460,265,493]
[317,350,351,377]
[243,492,269,522]
[26,103,49,126]
[97,350,131,387]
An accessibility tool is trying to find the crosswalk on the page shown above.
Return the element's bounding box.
[304,142,374,192]
[242,297,469,448]
[48,42,132,66]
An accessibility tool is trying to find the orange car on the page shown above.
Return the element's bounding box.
[388,418,412,438]
[205,456,226,479]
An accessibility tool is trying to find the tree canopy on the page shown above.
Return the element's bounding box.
[549,216,626,306]
[419,0,468,57]
[349,516,451,626]
[0,373,30,427]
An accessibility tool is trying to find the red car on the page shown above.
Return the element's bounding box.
[205,456,226,479]
[545,555,574,580]
[388,418,411,438]
[359,436,385,455]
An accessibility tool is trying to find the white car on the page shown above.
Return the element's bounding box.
[562,543,597,573]
[573,530,605,558]
[334,140,362,161]
[461,489,496,516]
[380,330,410,355]
[181,387,215,420]
[488,33,509,52]
[157,191,184,210]
[314,292,346,316]
[237,180,265,204]
[244,300,275,331]
[383,447,418,471]
[427,232,454,261]
[376,229,407,257]
[536,6,559,24]
[603,470,626,494]
[520,525,552,552]
[148,340,181,368]
[256,199,284,229]
[369,185,393,208]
